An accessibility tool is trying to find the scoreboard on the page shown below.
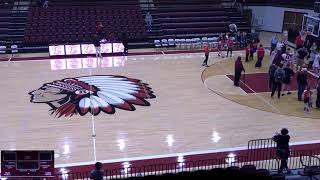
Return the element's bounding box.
[1,151,55,178]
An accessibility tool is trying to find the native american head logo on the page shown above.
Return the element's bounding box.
[29,75,155,118]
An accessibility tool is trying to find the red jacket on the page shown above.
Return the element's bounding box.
[227,39,234,47]
[295,36,303,46]
[204,46,209,55]
[245,47,250,54]
[235,59,245,73]
[257,47,265,58]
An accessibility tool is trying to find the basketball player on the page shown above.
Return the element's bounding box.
[96,22,104,40]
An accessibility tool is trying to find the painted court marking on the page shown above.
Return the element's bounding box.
[56,139,320,168]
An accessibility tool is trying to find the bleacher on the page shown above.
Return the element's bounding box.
[242,0,314,9]
[24,0,146,46]
[149,0,250,48]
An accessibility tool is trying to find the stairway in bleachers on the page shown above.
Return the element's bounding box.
[150,0,250,42]
[224,7,250,32]
[0,0,29,47]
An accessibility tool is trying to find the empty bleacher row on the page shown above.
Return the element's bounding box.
[24,6,147,46]
[150,0,248,41]
[241,0,314,9]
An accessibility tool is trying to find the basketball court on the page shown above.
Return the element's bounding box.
[0,49,320,170]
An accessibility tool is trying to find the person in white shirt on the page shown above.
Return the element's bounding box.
[282,48,294,69]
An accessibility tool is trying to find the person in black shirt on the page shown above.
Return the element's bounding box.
[93,35,102,59]
[296,68,308,101]
[282,64,294,96]
[273,128,291,174]
[90,162,104,180]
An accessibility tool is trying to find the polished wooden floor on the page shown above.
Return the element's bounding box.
[0,52,319,166]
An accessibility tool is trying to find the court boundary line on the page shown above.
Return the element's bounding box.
[212,60,281,114]
[55,140,320,168]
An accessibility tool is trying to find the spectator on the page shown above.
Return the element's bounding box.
[241,32,247,48]
[234,56,245,86]
[316,81,320,109]
[145,12,153,32]
[255,44,265,68]
[271,65,285,99]
[268,64,277,89]
[217,40,224,57]
[121,33,128,55]
[249,40,256,61]
[308,49,317,70]
[313,51,320,75]
[276,40,285,53]
[245,44,250,62]
[282,64,294,96]
[236,31,242,48]
[273,51,284,67]
[269,50,277,66]
[93,35,102,59]
[303,86,313,113]
[297,68,308,101]
[96,22,104,40]
[296,47,309,71]
[202,44,210,67]
[282,48,294,69]
[295,33,304,49]
[90,162,104,180]
[43,0,48,8]
[273,128,291,174]
[270,35,278,55]
[228,23,237,34]
[226,37,234,57]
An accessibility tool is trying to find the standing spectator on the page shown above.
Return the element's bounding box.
[276,40,285,53]
[295,33,304,49]
[273,51,284,67]
[269,64,277,89]
[273,128,291,174]
[313,51,320,74]
[249,40,256,61]
[90,162,104,180]
[145,12,153,32]
[282,64,294,96]
[308,49,317,70]
[296,47,309,71]
[234,56,245,86]
[269,50,277,66]
[255,44,265,68]
[96,22,104,40]
[241,32,247,48]
[303,87,313,113]
[202,44,210,67]
[217,40,224,57]
[226,38,234,57]
[43,0,49,8]
[236,31,242,48]
[316,81,320,109]
[93,35,102,59]
[245,44,250,62]
[282,48,294,69]
[271,65,285,99]
[121,33,128,55]
[270,35,278,55]
[297,68,308,101]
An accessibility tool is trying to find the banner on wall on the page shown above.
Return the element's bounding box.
[49,43,124,56]
[49,45,65,56]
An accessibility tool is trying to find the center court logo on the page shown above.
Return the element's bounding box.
[29,75,155,118]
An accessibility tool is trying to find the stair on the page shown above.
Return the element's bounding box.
[224,7,250,32]
[0,0,30,47]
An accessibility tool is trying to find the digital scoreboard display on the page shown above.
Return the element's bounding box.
[1,151,54,178]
